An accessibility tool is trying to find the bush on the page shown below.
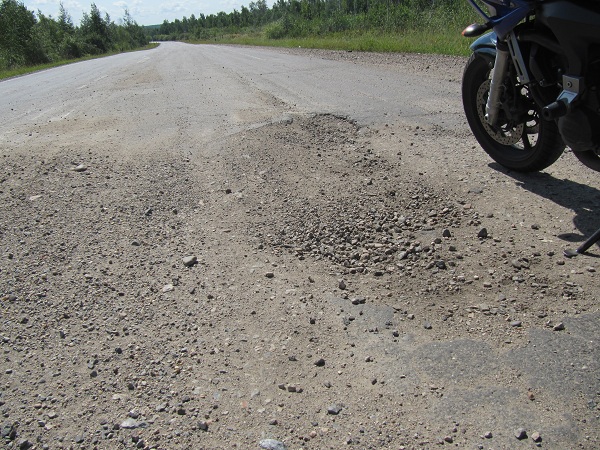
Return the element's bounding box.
[264,21,286,39]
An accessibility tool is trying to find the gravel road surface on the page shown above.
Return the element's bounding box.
[1,41,599,449]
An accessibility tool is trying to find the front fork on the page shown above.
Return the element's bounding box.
[485,32,530,127]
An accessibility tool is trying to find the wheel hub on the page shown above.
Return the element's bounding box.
[477,80,523,145]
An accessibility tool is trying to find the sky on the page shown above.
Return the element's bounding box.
[22,0,275,26]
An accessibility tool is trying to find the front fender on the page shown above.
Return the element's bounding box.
[470,31,497,59]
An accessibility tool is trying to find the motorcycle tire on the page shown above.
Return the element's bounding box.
[462,53,565,172]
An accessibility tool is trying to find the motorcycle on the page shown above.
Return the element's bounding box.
[461,0,600,254]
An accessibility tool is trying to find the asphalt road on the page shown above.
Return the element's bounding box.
[1,42,598,449]
[1,42,463,146]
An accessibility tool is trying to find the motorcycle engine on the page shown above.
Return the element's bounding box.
[558,56,600,152]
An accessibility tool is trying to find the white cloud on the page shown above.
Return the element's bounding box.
[22,0,274,26]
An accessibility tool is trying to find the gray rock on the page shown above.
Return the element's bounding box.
[17,439,33,449]
[478,228,488,238]
[327,404,342,415]
[71,164,87,172]
[553,322,565,331]
[1,423,17,440]
[259,439,287,450]
[120,418,147,429]
[510,320,522,327]
[514,427,527,440]
[182,255,197,267]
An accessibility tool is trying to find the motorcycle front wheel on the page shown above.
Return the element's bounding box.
[462,53,565,172]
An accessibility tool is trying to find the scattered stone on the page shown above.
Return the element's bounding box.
[327,405,342,415]
[553,322,565,331]
[198,421,209,431]
[442,229,452,238]
[514,428,527,440]
[1,423,17,440]
[265,272,275,278]
[259,439,287,450]
[531,431,542,443]
[183,255,198,267]
[510,320,522,327]
[17,439,33,449]
[478,228,488,239]
[314,358,326,367]
[338,279,346,290]
[424,322,432,330]
[120,418,147,429]
[162,284,174,293]
[483,431,493,439]
[144,208,153,216]
[71,164,87,172]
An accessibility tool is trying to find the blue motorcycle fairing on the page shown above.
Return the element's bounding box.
[466,0,533,39]
[470,32,497,60]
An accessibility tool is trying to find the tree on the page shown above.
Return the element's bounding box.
[79,3,112,53]
[0,0,36,68]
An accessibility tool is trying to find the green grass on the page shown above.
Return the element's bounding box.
[189,29,472,56]
[0,43,159,81]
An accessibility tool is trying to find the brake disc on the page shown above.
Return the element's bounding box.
[477,80,524,145]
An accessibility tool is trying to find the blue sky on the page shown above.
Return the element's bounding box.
[22,0,275,26]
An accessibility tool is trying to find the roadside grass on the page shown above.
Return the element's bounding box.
[0,43,159,81]
[189,28,472,56]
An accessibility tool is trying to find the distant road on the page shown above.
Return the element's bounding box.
[0,41,465,150]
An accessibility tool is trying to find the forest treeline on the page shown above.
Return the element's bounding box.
[0,0,148,70]
[149,0,473,41]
